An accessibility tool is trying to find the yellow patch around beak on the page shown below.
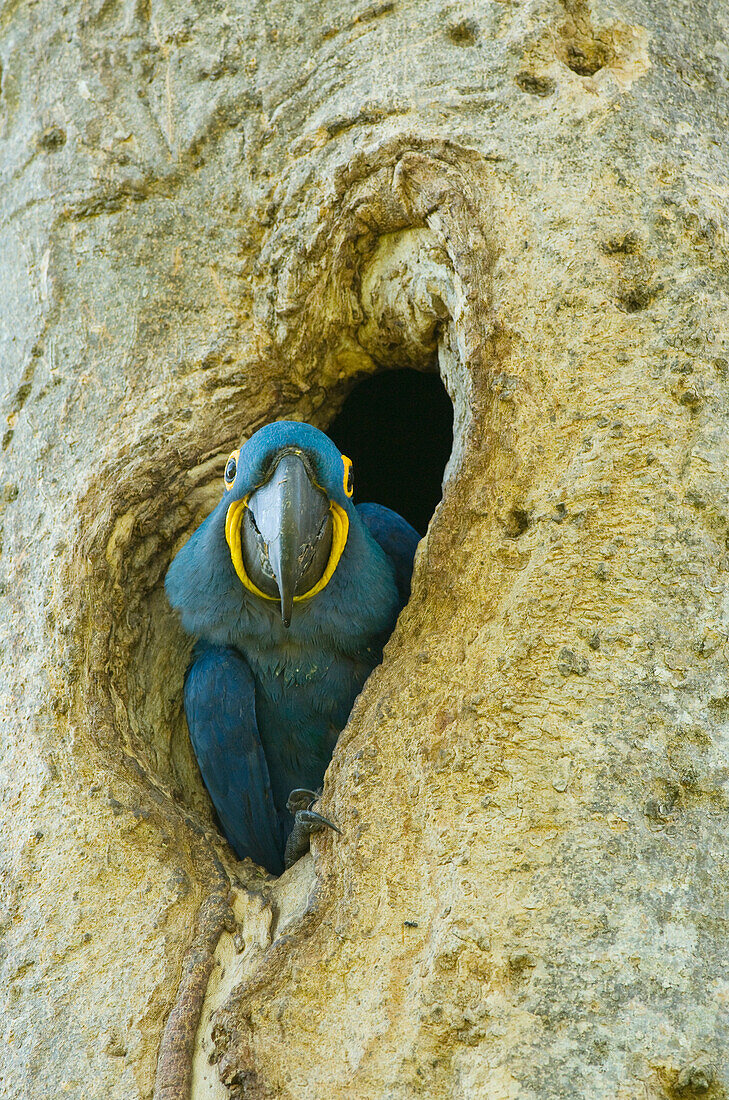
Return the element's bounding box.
[224,497,350,603]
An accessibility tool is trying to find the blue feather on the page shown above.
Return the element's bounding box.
[356,502,420,605]
[184,644,285,874]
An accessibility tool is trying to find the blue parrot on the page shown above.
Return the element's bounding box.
[165,421,419,875]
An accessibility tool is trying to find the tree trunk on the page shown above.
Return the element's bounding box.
[2,1,728,1097]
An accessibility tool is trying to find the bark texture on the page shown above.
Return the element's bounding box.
[1,1,729,1098]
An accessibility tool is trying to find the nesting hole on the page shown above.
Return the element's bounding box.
[121,366,455,836]
[328,368,454,535]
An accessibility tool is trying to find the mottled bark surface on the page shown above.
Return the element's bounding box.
[1,1,729,1097]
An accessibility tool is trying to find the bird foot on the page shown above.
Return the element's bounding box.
[284,789,342,868]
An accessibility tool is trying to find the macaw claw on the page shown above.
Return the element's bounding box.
[286,788,321,814]
[284,789,342,868]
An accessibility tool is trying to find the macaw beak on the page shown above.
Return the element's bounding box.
[242,452,333,628]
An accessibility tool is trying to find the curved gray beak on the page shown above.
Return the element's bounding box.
[242,452,333,627]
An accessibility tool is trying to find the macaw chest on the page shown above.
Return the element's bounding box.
[244,639,375,739]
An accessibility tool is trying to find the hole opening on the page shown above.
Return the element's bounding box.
[327,367,454,536]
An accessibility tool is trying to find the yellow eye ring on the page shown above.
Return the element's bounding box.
[224,449,240,490]
[342,454,354,498]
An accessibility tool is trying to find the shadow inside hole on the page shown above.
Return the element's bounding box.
[327,368,453,535]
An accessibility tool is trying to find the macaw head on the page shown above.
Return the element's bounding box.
[222,421,354,628]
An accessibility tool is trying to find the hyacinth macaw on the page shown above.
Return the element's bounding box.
[165,420,419,875]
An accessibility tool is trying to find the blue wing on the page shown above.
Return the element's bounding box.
[184,643,284,874]
[356,503,420,606]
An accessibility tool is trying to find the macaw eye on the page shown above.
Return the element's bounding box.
[224,449,240,490]
[342,455,354,498]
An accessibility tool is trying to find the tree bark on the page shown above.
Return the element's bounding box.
[2,1,728,1097]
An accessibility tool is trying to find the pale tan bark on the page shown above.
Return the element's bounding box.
[1,1,728,1098]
